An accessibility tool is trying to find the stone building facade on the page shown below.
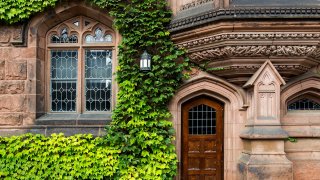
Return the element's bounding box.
[1,0,320,179]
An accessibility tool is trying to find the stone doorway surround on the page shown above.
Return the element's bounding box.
[169,72,248,179]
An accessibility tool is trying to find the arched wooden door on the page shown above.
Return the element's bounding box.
[182,97,224,180]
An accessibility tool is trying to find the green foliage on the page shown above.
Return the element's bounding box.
[0,0,188,179]
[287,137,298,143]
[91,0,188,178]
[0,133,120,179]
[0,0,58,24]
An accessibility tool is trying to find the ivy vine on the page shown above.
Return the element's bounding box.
[0,0,57,24]
[0,0,188,179]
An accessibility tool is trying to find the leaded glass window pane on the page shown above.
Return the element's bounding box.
[50,50,78,112]
[288,98,320,110]
[85,28,113,43]
[188,104,216,134]
[85,50,112,111]
[51,28,78,43]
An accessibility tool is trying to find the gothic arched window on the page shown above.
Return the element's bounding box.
[47,16,115,112]
[287,98,320,111]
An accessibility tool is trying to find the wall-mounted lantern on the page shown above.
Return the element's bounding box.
[140,50,151,71]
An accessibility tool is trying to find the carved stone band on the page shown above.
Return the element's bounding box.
[176,33,320,49]
[189,45,320,62]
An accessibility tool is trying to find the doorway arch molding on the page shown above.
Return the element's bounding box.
[169,72,246,179]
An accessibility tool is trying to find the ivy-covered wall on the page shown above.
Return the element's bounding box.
[0,134,119,179]
[0,0,188,179]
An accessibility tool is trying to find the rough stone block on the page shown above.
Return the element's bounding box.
[5,60,27,80]
[0,60,4,80]
[23,113,36,125]
[238,154,293,180]
[0,129,27,137]
[0,48,12,61]
[0,95,26,112]
[0,80,24,94]
[0,114,23,126]
[293,161,320,180]
[247,165,293,180]
[20,47,36,59]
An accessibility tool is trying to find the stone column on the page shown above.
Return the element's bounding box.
[238,60,293,180]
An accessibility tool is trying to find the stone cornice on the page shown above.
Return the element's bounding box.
[189,45,320,62]
[176,32,320,50]
[169,7,320,32]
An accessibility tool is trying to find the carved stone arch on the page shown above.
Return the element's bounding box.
[281,76,320,117]
[24,1,119,120]
[27,1,115,46]
[168,72,247,179]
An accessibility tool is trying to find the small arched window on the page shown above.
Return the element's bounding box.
[287,98,320,111]
[47,16,115,113]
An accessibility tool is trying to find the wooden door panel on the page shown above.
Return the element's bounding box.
[188,158,201,170]
[182,97,223,180]
[203,140,217,152]
[204,175,216,180]
[189,174,217,180]
[189,175,201,180]
[204,158,218,170]
[188,141,201,152]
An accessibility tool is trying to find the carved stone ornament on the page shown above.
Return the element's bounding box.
[0,25,24,47]
[177,33,320,49]
[189,45,319,62]
[180,0,214,11]
[209,64,310,73]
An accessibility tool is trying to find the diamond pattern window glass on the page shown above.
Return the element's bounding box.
[85,50,112,111]
[188,104,216,134]
[288,98,320,110]
[50,50,78,112]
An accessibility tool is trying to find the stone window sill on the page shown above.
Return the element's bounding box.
[36,113,112,126]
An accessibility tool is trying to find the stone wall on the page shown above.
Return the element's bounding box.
[0,42,33,127]
[0,2,115,136]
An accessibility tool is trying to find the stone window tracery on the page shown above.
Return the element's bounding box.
[51,27,78,43]
[288,98,320,111]
[47,16,115,112]
[85,28,113,43]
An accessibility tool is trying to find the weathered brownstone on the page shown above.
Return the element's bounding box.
[5,60,27,80]
[0,114,23,126]
[0,95,26,112]
[0,60,4,80]
[20,47,36,59]
[0,48,12,61]
[23,113,36,125]
[0,27,10,43]
[0,80,24,94]
[27,59,36,81]
[26,95,36,113]
[293,161,320,180]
